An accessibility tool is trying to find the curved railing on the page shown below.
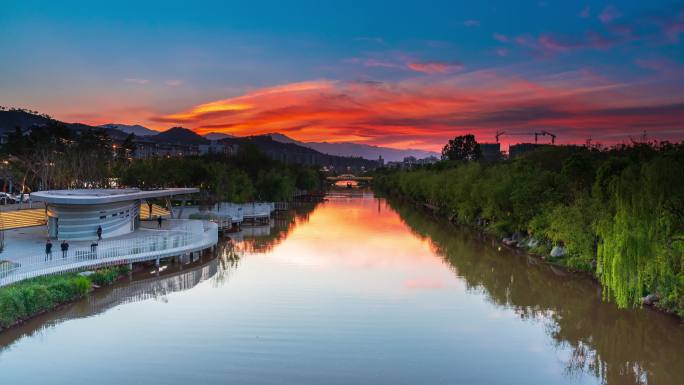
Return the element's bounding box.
[212,202,273,222]
[0,219,218,287]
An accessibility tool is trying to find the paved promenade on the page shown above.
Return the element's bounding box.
[0,219,218,287]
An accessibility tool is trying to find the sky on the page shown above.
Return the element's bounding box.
[1,0,683,151]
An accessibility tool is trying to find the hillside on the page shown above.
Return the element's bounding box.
[203,132,234,140]
[266,132,438,161]
[0,109,53,133]
[99,123,158,137]
[152,127,209,144]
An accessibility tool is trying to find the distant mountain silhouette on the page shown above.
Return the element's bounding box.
[152,127,209,144]
[264,132,438,162]
[203,132,235,140]
[222,134,378,169]
[0,108,436,162]
[99,123,158,137]
[0,108,53,133]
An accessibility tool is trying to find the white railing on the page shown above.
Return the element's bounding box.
[0,220,218,287]
[213,202,272,221]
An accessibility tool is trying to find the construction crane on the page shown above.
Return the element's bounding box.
[534,130,556,144]
[496,130,557,144]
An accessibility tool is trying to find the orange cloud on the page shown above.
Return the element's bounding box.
[150,71,684,151]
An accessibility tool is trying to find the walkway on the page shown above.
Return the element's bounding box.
[0,219,218,287]
[183,202,275,231]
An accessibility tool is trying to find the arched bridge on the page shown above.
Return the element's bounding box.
[326,174,374,182]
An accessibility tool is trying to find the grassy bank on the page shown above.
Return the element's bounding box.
[374,142,684,317]
[0,265,130,330]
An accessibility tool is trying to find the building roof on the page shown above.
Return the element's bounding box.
[31,188,198,205]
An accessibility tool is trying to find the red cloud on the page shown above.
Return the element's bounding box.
[149,71,684,152]
[515,32,618,57]
[599,5,622,23]
[407,61,464,74]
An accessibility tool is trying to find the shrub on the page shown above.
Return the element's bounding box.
[90,265,130,286]
[0,274,91,329]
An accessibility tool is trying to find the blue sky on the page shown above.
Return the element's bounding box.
[1,0,683,149]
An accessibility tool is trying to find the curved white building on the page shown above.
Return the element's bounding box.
[31,188,198,240]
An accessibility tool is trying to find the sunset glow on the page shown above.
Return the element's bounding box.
[1,1,682,151]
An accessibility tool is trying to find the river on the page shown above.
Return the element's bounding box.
[1,192,682,385]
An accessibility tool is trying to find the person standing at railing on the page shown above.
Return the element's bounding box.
[157,215,162,229]
[61,240,69,258]
[97,225,103,240]
[45,239,53,261]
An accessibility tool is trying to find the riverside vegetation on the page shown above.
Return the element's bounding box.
[0,266,130,329]
[374,137,684,316]
[0,122,322,330]
[1,122,322,202]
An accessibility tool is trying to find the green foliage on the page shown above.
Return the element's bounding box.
[90,265,130,286]
[2,121,114,189]
[441,134,481,161]
[255,170,295,201]
[115,148,320,203]
[0,274,91,329]
[375,142,684,315]
[595,154,684,312]
[536,197,595,271]
[0,265,135,329]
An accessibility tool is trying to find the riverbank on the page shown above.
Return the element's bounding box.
[373,143,684,317]
[383,193,684,322]
[2,193,684,385]
[0,265,130,330]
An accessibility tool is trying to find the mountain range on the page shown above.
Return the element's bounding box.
[97,123,437,161]
[0,110,438,161]
[263,133,438,162]
[99,123,158,137]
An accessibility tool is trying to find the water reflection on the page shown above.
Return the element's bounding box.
[232,201,318,253]
[389,199,684,385]
[0,196,682,385]
[0,201,318,354]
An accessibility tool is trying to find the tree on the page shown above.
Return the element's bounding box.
[116,133,137,162]
[441,134,481,161]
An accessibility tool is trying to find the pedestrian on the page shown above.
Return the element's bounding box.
[45,239,53,261]
[61,240,69,258]
[97,225,102,240]
[157,215,162,229]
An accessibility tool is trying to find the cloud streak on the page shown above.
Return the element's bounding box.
[407,61,464,74]
[125,78,150,85]
[150,71,684,151]
[599,5,622,23]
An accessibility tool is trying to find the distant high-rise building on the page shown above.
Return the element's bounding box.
[509,143,544,159]
[479,143,501,162]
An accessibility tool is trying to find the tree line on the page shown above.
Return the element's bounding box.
[116,143,321,203]
[0,121,322,202]
[374,136,684,316]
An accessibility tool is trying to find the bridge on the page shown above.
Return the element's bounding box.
[326,174,374,182]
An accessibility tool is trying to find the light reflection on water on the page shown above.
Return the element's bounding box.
[0,194,682,385]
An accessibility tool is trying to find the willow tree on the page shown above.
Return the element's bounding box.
[596,156,684,311]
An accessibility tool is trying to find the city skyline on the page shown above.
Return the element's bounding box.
[1,1,683,151]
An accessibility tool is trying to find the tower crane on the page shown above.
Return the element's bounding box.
[534,130,556,144]
[496,130,557,144]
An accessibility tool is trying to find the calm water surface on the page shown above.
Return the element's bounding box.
[1,193,682,385]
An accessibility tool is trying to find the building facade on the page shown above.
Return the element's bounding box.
[31,188,198,240]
